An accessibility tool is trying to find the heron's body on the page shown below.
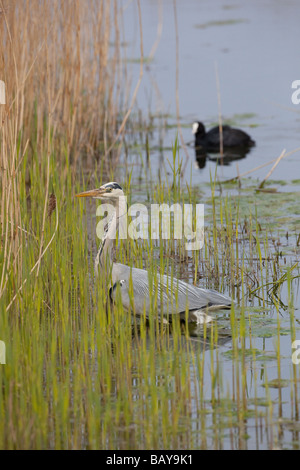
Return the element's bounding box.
[76,182,232,324]
[110,262,231,322]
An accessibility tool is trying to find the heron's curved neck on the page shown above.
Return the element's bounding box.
[95,195,127,276]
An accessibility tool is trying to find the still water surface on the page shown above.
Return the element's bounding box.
[121,0,300,185]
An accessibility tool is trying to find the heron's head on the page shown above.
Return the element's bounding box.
[192,121,205,136]
[76,182,124,201]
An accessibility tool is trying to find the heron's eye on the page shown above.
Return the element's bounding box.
[107,188,113,192]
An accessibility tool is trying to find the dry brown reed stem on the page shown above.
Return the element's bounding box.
[35,42,54,279]
[0,1,126,304]
[173,0,190,177]
[136,0,165,136]
[236,162,241,188]
[138,0,165,131]
[258,149,286,189]
[1,1,123,162]
[215,62,224,161]
[101,0,144,166]
[148,0,163,61]
[223,146,300,183]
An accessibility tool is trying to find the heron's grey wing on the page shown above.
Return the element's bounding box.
[158,273,231,314]
[111,263,231,319]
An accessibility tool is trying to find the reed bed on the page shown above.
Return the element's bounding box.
[1,139,300,448]
[0,0,127,299]
[1,1,300,451]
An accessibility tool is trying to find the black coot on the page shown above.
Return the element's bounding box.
[193,121,255,151]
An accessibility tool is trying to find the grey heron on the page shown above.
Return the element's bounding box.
[76,182,232,324]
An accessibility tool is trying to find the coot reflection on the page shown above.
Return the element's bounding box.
[195,146,252,169]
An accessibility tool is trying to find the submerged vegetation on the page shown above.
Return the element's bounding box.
[0,0,300,451]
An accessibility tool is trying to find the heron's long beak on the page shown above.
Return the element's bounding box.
[75,187,106,198]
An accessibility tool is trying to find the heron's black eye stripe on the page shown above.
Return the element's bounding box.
[104,183,123,192]
[110,183,122,190]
